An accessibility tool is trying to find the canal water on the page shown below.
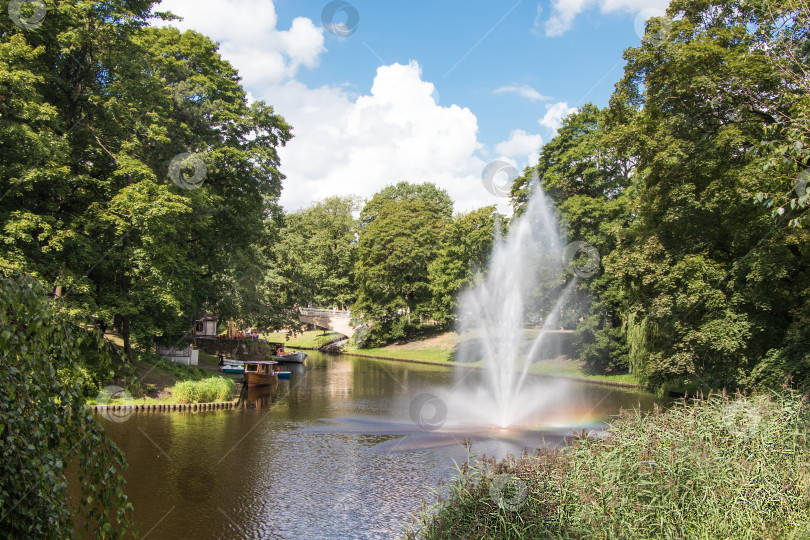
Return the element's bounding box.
[93,352,661,539]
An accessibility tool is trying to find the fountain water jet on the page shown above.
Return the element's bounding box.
[448,186,579,429]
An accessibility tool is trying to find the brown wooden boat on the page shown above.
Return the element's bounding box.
[243,360,279,387]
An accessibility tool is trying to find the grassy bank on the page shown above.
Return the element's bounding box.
[262,329,344,348]
[406,392,810,540]
[343,330,637,387]
[526,360,637,386]
[88,337,240,404]
[344,331,457,363]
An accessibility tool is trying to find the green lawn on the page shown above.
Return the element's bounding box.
[344,330,639,387]
[343,346,453,363]
[527,360,638,385]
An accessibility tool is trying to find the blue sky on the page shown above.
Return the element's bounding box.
[156,0,669,212]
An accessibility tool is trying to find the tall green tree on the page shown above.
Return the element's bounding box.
[0,6,294,358]
[358,181,453,229]
[276,195,361,310]
[507,1,810,390]
[428,206,502,325]
[604,0,810,389]
[354,185,451,345]
[0,269,133,538]
[752,0,810,227]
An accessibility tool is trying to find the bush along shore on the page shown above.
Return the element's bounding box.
[89,378,239,412]
[173,377,235,403]
[406,391,810,540]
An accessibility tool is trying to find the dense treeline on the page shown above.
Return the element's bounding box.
[1,1,295,534]
[295,0,810,394]
[1,0,296,367]
[275,195,361,310]
[284,182,501,347]
[511,0,810,392]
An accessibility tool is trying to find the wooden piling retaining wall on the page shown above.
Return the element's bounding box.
[91,399,240,413]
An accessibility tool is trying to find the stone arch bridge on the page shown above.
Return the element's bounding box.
[298,308,355,338]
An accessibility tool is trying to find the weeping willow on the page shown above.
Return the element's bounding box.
[625,313,648,379]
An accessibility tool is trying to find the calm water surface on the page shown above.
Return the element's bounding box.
[93,352,661,539]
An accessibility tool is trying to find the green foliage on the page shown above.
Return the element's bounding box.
[358,181,454,229]
[354,184,452,345]
[428,206,502,324]
[749,0,810,227]
[606,0,810,389]
[409,391,810,540]
[172,377,235,403]
[510,1,810,390]
[0,269,133,538]
[0,3,295,361]
[275,196,361,310]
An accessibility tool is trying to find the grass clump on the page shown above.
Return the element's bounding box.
[407,391,810,539]
[172,377,235,403]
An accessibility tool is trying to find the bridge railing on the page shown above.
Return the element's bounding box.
[299,308,352,319]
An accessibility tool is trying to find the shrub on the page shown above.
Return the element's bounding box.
[172,377,235,403]
[0,270,133,538]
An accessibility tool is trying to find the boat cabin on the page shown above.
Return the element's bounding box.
[243,360,279,387]
[244,361,276,375]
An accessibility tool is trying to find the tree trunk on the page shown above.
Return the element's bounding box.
[122,315,133,363]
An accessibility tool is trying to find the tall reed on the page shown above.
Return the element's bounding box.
[406,391,810,539]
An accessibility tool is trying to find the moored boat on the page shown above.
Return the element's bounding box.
[243,360,279,387]
[271,351,308,363]
[219,358,244,374]
[276,371,291,380]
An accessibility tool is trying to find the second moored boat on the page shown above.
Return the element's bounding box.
[271,350,308,363]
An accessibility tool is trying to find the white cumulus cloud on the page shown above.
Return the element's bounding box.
[268,61,502,213]
[156,0,325,87]
[539,102,577,133]
[495,129,543,164]
[493,84,550,102]
[154,1,509,213]
[544,0,670,37]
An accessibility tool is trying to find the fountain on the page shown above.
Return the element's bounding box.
[441,186,581,431]
[320,186,608,456]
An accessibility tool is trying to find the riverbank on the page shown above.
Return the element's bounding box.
[262,329,345,349]
[92,399,239,413]
[337,330,640,389]
[96,332,241,404]
[405,391,810,540]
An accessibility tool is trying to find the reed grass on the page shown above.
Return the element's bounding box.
[405,391,810,539]
[172,377,235,403]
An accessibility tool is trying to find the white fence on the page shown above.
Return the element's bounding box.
[157,345,199,366]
